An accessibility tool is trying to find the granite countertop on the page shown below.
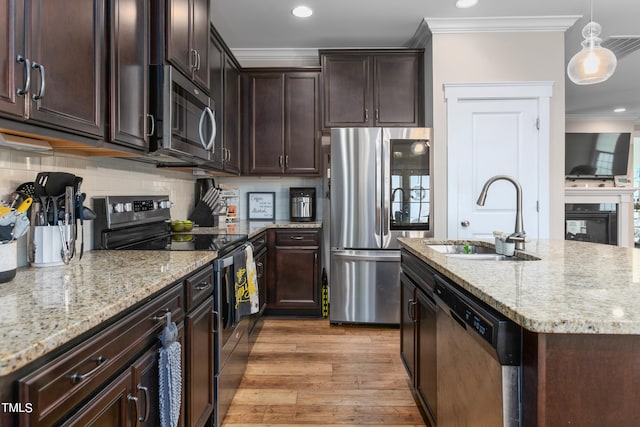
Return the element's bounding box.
[0,250,217,377]
[0,220,322,377]
[399,238,640,335]
[186,220,323,238]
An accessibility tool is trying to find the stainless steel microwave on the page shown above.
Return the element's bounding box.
[148,65,217,166]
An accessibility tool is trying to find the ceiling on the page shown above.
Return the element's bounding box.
[211,0,640,124]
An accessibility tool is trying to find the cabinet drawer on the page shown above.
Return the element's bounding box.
[275,230,319,246]
[249,232,267,253]
[185,265,214,312]
[19,283,185,427]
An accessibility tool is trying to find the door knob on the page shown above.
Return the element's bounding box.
[461,220,470,227]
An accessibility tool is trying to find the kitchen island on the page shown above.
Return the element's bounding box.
[399,237,640,427]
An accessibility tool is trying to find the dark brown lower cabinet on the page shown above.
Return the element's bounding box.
[185,296,214,427]
[60,343,172,427]
[266,229,321,316]
[400,250,437,427]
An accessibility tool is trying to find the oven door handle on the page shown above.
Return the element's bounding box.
[214,253,235,270]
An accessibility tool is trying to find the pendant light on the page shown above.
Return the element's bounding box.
[567,1,617,85]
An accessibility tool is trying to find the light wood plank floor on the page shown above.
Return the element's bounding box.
[222,318,426,426]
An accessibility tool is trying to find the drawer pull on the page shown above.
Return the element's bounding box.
[194,281,211,291]
[256,262,264,278]
[151,309,171,322]
[138,385,150,422]
[290,236,304,240]
[69,356,108,384]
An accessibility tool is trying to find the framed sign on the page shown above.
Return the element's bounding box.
[247,192,275,220]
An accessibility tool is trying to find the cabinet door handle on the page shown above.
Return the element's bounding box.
[290,236,304,240]
[138,385,150,422]
[69,356,108,383]
[196,51,201,71]
[16,55,30,96]
[407,298,415,321]
[146,114,155,137]
[190,49,198,70]
[375,109,379,122]
[279,155,284,168]
[128,393,139,423]
[195,281,211,291]
[31,62,45,100]
[285,155,289,168]
[364,108,369,122]
[212,310,219,332]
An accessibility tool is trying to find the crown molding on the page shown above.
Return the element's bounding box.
[405,18,432,48]
[566,113,640,124]
[426,15,581,34]
[231,48,320,67]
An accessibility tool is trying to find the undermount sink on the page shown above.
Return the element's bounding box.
[426,244,538,261]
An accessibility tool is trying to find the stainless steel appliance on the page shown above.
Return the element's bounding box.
[330,127,432,324]
[147,65,217,167]
[434,273,521,427]
[290,187,316,222]
[92,195,248,427]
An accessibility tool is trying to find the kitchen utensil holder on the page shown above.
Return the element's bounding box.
[32,224,73,267]
[503,241,516,257]
[0,241,17,283]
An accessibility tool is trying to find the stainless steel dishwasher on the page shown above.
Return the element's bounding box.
[433,274,521,427]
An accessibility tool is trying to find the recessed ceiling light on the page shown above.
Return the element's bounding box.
[292,6,313,18]
[614,107,627,113]
[456,0,478,8]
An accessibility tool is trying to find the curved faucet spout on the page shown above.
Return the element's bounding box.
[476,175,525,250]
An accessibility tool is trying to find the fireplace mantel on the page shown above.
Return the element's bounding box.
[565,187,637,247]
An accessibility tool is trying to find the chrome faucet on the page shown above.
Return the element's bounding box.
[476,175,526,250]
[391,187,405,202]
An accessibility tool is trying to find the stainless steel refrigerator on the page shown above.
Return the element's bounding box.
[330,127,433,324]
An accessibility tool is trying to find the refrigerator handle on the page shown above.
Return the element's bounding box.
[332,250,401,262]
[374,132,383,248]
[381,130,391,247]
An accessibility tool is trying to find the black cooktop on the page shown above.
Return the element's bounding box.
[116,233,248,255]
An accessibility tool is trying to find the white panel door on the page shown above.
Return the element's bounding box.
[447,97,541,240]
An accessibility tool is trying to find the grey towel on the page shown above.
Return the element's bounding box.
[159,321,181,427]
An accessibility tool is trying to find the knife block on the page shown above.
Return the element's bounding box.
[31,225,74,267]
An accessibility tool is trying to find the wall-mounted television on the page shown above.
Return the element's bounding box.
[565,132,632,179]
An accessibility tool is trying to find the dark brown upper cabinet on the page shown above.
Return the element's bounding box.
[166,0,210,93]
[208,27,241,174]
[320,49,424,128]
[109,0,149,150]
[243,69,320,176]
[0,0,26,119]
[0,0,106,137]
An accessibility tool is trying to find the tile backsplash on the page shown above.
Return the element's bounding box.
[1,148,324,267]
[0,148,196,266]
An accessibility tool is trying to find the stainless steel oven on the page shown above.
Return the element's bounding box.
[148,65,217,166]
[213,248,251,427]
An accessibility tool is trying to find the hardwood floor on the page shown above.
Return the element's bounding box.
[222,318,426,426]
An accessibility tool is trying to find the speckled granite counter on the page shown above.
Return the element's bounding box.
[0,250,216,376]
[0,221,322,377]
[399,238,640,335]
[186,220,322,238]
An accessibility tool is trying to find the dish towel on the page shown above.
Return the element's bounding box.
[159,316,181,427]
[245,245,259,314]
[234,245,260,317]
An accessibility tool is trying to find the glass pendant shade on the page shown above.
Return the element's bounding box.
[567,21,617,85]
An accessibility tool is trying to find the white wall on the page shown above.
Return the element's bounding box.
[0,148,196,266]
[431,31,566,239]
